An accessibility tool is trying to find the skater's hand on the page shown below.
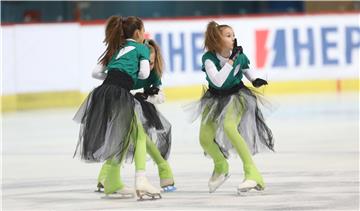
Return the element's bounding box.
[144,86,160,96]
[134,92,148,101]
[229,38,243,61]
[252,78,268,88]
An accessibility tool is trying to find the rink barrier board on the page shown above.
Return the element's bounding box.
[2,13,359,97]
[1,78,359,112]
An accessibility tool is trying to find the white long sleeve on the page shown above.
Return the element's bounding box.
[138,60,150,79]
[204,59,233,88]
[242,68,265,82]
[92,64,107,80]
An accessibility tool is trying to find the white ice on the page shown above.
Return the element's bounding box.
[2,93,359,210]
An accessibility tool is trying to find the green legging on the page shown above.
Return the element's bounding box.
[99,114,173,194]
[199,100,265,188]
[101,114,145,194]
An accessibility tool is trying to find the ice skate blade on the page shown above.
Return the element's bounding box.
[136,190,162,201]
[237,185,264,195]
[94,188,104,193]
[162,185,177,192]
[104,192,135,199]
[209,174,230,193]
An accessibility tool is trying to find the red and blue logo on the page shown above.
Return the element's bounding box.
[255,26,360,69]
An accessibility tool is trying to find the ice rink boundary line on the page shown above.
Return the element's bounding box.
[1,78,359,112]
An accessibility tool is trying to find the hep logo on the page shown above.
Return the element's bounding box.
[255,27,360,69]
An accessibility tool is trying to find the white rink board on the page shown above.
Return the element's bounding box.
[2,13,359,95]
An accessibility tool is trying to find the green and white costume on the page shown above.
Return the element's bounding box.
[188,51,274,189]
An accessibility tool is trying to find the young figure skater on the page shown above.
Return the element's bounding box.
[191,21,274,194]
[94,39,176,194]
[73,16,161,200]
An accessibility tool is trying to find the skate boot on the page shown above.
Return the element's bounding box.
[106,186,135,199]
[158,163,176,192]
[103,165,135,198]
[208,171,230,193]
[160,178,176,192]
[237,164,265,195]
[135,172,162,200]
[237,179,263,193]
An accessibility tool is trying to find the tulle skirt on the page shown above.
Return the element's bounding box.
[187,85,274,158]
[125,98,172,163]
[73,83,136,163]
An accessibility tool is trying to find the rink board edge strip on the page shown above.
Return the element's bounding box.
[1,79,359,112]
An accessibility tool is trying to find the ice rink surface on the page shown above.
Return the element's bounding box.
[2,93,359,210]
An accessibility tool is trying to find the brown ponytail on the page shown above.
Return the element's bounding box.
[146,39,164,78]
[99,16,144,66]
[204,21,231,53]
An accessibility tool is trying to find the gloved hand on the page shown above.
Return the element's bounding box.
[252,78,268,88]
[229,38,243,61]
[134,92,148,100]
[144,86,160,96]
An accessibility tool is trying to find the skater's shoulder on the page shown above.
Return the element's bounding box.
[202,51,218,63]
[125,41,150,55]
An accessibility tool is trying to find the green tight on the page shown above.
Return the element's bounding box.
[146,135,174,180]
[199,101,264,188]
[99,114,173,194]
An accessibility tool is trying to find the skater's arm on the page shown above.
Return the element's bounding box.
[242,68,268,88]
[242,68,259,82]
[138,60,150,79]
[92,64,107,80]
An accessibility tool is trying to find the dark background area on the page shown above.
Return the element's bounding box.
[1,1,359,23]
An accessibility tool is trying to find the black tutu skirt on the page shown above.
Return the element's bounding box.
[73,70,137,163]
[187,82,274,158]
[125,97,172,163]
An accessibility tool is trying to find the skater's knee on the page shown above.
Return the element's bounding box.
[223,122,238,136]
[199,125,213,143]
[199,135,210,147]
[199,133,212,148]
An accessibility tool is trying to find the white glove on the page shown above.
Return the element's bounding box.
[146,89,165,104]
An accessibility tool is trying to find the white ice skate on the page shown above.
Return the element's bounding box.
[105,186,135,199]
[160,178,176,192]
[135,176,162,200]
[208,172,230,193]
[237,179,263,194]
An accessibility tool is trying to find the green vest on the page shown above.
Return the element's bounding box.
[201,51,250,89]
[133,70,162,90]
[107,40,150,84]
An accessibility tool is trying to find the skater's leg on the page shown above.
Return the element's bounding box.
[96,160,112,191]
[200,107,230,193]
[97,160,111,184]
[146,137,175,190]
[199,108,229,174]
[134,117,147,171]
[102,117,134,195]
[146,137,173,179]
[223,101,264,189]
[103,159,124,194]
[133,115,161,199]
